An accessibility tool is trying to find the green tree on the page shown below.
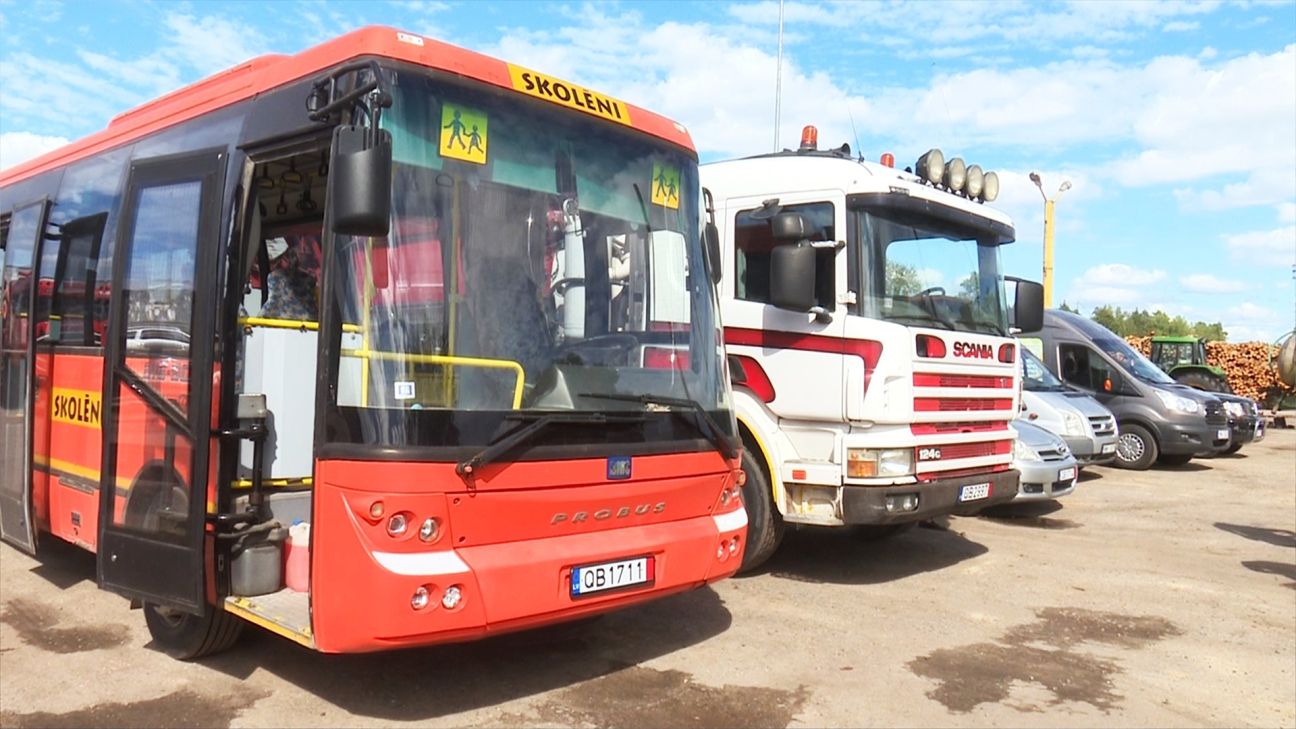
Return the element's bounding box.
[1089,305,1227,340]
[958,272,980,299]
[886,261,921,295]
[1058,301,1079,313]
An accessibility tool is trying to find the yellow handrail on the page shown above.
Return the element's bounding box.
[240,317,360,333]
[339,348,525,409]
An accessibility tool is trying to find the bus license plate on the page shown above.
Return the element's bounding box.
[1058,467,1076,482]
[1102,443,1116,454]
[958,482,991,502]
[570,556,654,598]
[1216,428,1229,440]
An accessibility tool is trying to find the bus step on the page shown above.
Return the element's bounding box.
[224,588,314,649]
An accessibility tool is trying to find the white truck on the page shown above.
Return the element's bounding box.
[701,126,1044,571]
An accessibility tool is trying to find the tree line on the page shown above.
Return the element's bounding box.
[1060,302,1228,341]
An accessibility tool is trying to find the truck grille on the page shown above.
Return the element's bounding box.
[911,421,1010,435]
[1089,415,1116,436]
[1205,401,1227,425]
[912,373,1013,389]
[913,397,1014,412]
[918,440,1013,461]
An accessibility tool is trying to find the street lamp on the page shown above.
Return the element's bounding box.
[1030,172,1071,309]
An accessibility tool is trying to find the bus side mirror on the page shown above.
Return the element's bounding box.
[1012,279,1044,333]
[704,222,722,285]
[329,125,392,237]
[769,243,816,312]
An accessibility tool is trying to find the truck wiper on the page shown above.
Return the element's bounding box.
[576,392,739,460]
[455,412,642,477]
[884,313,955,331]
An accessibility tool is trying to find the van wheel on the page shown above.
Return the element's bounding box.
[737,448,784,573]
[1114,423,1158,470]
[143,601,243,660]
[1157,454,1193,466]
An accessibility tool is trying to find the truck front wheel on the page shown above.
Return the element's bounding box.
[737,448,784,574]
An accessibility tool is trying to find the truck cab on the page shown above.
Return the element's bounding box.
[703,127,1043,570]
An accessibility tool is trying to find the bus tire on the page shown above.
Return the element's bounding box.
[1114,423,1158,470]
[738,447,783,574]
[143,601,243,660]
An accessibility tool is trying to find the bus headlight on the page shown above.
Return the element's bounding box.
[847,448,914,477]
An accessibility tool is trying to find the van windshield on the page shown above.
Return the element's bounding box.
[1092,335,1175,384]
[1022,348,1066,391]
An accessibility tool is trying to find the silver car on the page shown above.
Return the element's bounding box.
[1020,347,1119,467]
[1010,420,1080,502]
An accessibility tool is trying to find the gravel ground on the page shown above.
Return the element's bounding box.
[2,430,1293,728]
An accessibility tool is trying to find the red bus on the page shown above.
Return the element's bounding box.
[0,26,747,658]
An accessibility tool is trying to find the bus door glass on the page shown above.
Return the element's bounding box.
[98,151,224,611]
[0,200,49,553]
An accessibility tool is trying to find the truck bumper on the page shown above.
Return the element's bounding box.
[840,470,1019,525]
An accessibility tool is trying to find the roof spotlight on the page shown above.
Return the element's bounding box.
[982,171,1000,202]
[966,165,984,199]
[944,157,966,192]
[916,148,944,185]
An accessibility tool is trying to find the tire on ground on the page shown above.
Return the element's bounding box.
[1114,422,1159,470]
[143,601,244,660]
[737,447,784,574]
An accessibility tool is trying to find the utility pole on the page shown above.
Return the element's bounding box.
[1030,172,1071,309]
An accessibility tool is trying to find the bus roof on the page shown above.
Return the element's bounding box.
[0,25,695,187]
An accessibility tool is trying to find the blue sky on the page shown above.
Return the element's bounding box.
[2,0,1293,341]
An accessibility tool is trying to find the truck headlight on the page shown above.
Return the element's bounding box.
[847,448,914,477]
[1014,439,1041,462]
[1061,410,1087,436]
[1154,389,1201,414]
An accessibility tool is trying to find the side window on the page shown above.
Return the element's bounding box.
[49,214,108,346]
[733,202,834,305]
[1058,343,1114,392]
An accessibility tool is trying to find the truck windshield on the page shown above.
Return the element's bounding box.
[1092,335,1176,385]
[851,202,1010,335]
[324,69,731,450]
[1022,348,1067,391]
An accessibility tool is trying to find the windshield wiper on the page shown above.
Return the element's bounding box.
[884,313,955,331]
[455,412,643,478]
[576,392,739,460]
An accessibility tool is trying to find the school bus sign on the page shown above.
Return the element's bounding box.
[507,64,632,127]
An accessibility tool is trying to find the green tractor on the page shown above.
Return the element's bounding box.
[1149,335,1231,392]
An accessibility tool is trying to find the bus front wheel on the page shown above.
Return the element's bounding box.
[737,448,784,574]
[143,601,243,660]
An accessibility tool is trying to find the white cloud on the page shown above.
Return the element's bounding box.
[1067,263,1168,309]
[914,268,945,287]
[1224,226,1296,266]
[1179,273,1247,294]
[161,13,270,77]
[0,131,68,171]
[1162,20,1199,31]
[1279,203,1296,224]
[1223,301,1287,342]
[1077,263,1166,286]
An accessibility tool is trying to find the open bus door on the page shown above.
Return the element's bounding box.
[97,151,225,613]
[0,199,50,554]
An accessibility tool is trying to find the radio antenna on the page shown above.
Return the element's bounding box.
[773,0,784,151]
[846,101,862,161]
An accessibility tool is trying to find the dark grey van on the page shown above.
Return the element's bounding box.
[1020,310,1229,470]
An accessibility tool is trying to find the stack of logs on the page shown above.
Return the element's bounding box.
[1126,336,1291,403]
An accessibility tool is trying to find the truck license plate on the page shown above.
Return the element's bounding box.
[1216,428,1229,440]
[570,556,654,598]
[1058,467,1076,482]
[958,482,991,502]
[1101,443,1116,454]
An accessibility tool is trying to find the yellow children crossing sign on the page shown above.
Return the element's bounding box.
[440,103,488,164]
[651,163,679,209]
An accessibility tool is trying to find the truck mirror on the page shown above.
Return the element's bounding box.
[769,243,816,312]
[1012,279,1044,333]
[704,222,722,285]
[770,212,811,242]
[329,125,392,237]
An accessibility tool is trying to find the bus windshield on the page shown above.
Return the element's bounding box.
[852,201,1011,336]
[325,70,730,449]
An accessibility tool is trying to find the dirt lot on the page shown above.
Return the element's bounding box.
[2,431,1293,728]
